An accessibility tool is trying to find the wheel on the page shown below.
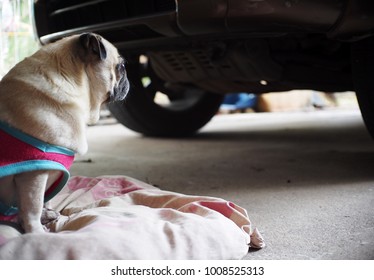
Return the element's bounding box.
[108,55,224,137]
[351,36,374,139]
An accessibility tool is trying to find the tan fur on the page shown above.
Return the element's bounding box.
[0,33,128,233]
[0,34,123,154]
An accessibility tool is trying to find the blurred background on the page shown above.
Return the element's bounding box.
[0,0,38,78]
[0,0,358,114]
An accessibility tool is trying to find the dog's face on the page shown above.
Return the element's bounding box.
[77,33,129,106]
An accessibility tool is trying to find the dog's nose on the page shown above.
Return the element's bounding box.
[111,76,129,102]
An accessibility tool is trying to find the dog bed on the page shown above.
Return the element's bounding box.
[0,175,264,259]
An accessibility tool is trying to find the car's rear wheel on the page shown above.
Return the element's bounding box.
[351,36,374,139]
[108,55,224,137]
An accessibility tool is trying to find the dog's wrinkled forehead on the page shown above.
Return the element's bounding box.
[77,33,129,101]
[111,56,129,102]
[116,56,126,73]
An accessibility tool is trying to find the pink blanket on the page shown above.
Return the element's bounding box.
[0,176,264,259]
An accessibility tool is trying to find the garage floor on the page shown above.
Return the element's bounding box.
[71,108,374,260]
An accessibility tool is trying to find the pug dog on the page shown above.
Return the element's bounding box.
[0,33,129,233]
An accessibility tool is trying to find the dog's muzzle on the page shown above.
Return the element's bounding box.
[110,74,130,102]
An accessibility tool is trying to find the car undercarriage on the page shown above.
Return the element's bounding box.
[33,0,374,137]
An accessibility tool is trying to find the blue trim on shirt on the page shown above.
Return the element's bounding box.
[0,121,75,156]
[0,160,70,216]
[0,121,75,216]
[0,204,18,216]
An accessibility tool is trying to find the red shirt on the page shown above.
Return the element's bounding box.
[0,121,75,217]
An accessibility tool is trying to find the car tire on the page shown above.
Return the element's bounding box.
[108,55,224,137]
[351,36,374,139]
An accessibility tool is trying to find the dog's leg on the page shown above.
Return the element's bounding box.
[41,202,60,226]
[14,171,49,233]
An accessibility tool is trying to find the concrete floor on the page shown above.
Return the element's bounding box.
[72,108,374,260]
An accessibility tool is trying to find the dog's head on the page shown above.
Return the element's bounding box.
[77,33,129,104]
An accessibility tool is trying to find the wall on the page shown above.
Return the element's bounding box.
[0,0,38,78]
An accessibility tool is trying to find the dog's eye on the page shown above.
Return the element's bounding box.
[117,62,126,73]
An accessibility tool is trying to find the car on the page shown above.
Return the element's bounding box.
[32,0,374,138]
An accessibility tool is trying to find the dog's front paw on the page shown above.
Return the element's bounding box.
[20,220,45,233]
[41,208,60,225]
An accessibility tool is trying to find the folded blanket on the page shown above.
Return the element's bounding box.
[0,176,264,259]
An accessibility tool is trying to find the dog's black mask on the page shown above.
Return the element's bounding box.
[110,60,129,102]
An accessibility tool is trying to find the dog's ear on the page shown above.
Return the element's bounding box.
[79,33,107,61]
